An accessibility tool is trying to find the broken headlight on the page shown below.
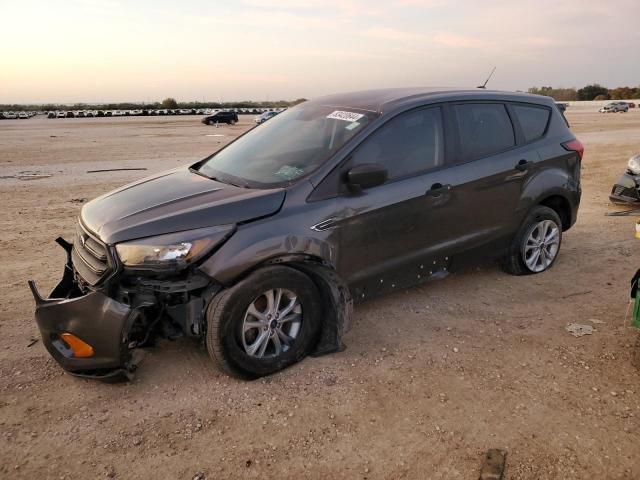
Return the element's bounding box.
[628,155,640,175]
[115,225,234,270]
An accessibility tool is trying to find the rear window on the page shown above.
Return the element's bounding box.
[454,103,515,161]
[512,104,550,142]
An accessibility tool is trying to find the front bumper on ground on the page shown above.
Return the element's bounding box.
[610,173,640,204]
[28,238,137,381]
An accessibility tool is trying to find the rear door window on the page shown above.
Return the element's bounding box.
[512,104,550,142]
[454,103,515,161]
[350,107,444,181]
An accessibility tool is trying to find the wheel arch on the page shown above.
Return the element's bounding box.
[208,254,353,357]
[538,194,572,231]
[520,167,579,232]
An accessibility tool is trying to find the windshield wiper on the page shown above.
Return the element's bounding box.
[190,167,251,189]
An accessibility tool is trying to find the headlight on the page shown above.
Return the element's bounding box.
[628,155,640,175]
[115,225,234,270]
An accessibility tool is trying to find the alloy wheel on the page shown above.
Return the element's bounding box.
[241,289,302,358]
[523,219,560,272]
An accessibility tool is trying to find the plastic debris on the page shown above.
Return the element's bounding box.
[565,323,594,337]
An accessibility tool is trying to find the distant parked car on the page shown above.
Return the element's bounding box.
[18,112,29,119]
[628,102,636,108]
[600,102,629,113]
[201,111,239,125]
[56,111,66,118]
[254,110,279,124]
[47,112,56,119]
[76,111,85,118]
[65,111,75,118]
[3,111,17,119]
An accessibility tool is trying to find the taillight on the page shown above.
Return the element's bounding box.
[562,139,584,160]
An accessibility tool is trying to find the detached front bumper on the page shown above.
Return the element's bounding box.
[610,173,640,204]
[29,238,137,381]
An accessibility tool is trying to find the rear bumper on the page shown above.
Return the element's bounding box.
[29,239,137,381]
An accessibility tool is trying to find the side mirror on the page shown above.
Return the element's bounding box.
[346,163,388,190]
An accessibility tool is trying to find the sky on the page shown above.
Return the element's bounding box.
[1,0,639,103]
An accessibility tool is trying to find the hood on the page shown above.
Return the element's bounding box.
[81,167,285,244]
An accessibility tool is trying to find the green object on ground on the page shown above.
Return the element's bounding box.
[633,294,640,330]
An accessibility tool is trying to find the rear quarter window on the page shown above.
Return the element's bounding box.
[512,104,551,142]
[454,103,515,161]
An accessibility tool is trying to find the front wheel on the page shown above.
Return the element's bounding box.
[503,206,563,275]
[206,266,321,378]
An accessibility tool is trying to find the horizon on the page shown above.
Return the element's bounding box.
[2,0,639,104]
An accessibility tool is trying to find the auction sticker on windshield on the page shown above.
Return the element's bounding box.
[326,111,364,122]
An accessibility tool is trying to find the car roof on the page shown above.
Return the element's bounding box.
[307,87,554,115]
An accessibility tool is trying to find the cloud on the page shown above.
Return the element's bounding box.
[363,26,430,42]
[433,33,483,48]
[241,0,384,17]
[363,27,483,49]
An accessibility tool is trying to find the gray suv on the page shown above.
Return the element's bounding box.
[30,88,582,380]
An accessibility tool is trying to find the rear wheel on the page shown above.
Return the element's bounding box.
[206,266,321,378]
[503,206,563,275]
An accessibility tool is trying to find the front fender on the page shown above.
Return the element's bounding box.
[199,229,337,285]
[198,224,350,356]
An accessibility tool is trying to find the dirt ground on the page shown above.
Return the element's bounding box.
[1,108,639,479]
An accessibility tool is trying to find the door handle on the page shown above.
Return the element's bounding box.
[426,183,452,197]
[515,159,533,172]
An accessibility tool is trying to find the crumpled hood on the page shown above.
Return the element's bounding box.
[81,167,285,244]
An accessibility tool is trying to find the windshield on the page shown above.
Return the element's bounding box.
[198,103,376,187]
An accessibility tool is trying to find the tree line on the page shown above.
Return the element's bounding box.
[528,84,640,101]
[0,97,308,112]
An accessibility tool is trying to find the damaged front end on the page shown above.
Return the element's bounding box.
[29,231,219,382]
[611,156,640,204]
[610,172,640,204]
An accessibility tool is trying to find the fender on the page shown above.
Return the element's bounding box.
[199,226,338,286]
[201,248,352,356]
[518,166,580,227]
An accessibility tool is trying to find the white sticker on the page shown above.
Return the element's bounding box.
[326,110,364,122]
[345,121,360,131]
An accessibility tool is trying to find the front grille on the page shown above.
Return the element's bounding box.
[72,222,111,286]
[612,184,640,201]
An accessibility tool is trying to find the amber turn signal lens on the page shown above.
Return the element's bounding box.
[60,333,95,358]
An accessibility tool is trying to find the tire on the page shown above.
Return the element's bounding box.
[206,266,321,378]
[503,205,563,275]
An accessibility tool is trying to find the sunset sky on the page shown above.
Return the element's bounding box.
[1,0,639,103]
